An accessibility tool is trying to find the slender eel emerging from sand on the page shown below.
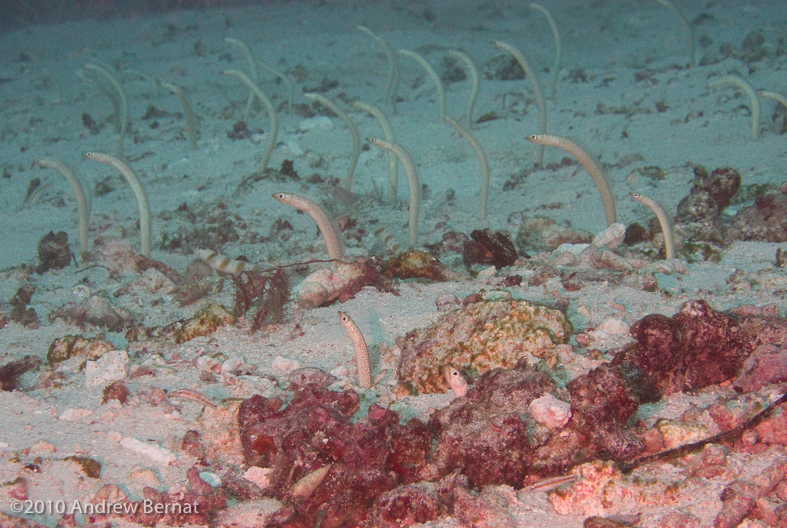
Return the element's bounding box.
[443,365,469,398]
[357,25,399,111]
[366,137,420,246]
[162,81,198,151]
[396,48,446,122]
[655,0,696,68]
[707,75,760,140]
[445,115,490,220]
[303,92,361,191]
[351,100,399,203]
[630,192,675,260]
[222,69,278,171]
[526,133,617,227]
[272,192,345,260]
[84,151,151,257]
[446,50,480,129]
[85,63,128,156]
[338,311,372,388]
[493,40,548,165]
[32,158,91,260]
[529,3,562,99]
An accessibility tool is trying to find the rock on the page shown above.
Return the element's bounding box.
[396,299,572,395]
[137,268,177,294]
[384,250,469,281]
[0,356,42,391]
[516,216,593,254]
[529,393,572,430]
[36,231,72,274]
[288,367,337,389]
[295,257,395,309]
[592,223,626,249]
[160,303,235,344]
[49,294,136,332]
[615,300,755,395]
[271,356,300,371]
[674,166,740,246]
[462,229,518,268]
[372,484,442,527]
[119,437,177,466]
[47,335,114,364]
[727,193,787,243]
[735,343,787,392]
[85,350,129,388]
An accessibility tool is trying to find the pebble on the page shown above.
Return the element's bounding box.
[592,223,626,249]
[120,437,177,466]
[272,356,301,371]
[243,466,273,489]
[529,393,572,430]
[85,350,129,388]
[59,408,95,421]
[330,365,348,377]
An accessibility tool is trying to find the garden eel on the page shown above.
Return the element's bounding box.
[272,192,345,260]
[338,311,372,388]
[630,192,675,260]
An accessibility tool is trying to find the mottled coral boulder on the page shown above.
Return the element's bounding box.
[423,365,557,487]
[396,299,572,395]
[237,383,434,527]
[372,484,443,527]
[531,364,643,477]
[159,303,235,344]
[727,193,787,243]
[674,166,740,245]
[616,300,754,395]
[462,229,518,268]
[516,216,593,254]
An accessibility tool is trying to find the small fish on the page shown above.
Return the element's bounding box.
[443,365,469,398]
[522,474,576,493]
[373,226,403,255]
[196,246,246,274]
[169,388,218,409]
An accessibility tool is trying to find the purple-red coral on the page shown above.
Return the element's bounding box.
[616,300,754,395]
[238,384,429,527]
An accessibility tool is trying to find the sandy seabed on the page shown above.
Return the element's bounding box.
[1,0,787,526]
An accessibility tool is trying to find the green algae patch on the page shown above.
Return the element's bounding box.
[396,299,572,395]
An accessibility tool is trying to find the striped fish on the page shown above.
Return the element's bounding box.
[373,226,403,255]
[196,246,246,274]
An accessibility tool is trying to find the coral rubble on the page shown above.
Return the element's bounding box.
[396,298,572,395]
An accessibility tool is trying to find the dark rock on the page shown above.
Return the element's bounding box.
[49,295,136,332]
[181,429,206,460]
[101,381,129,404]
[675,166,740,245]
[462,229,518,269]
[36,231,72,274]
[614,300,754,397]
[727,193,787,242]
[0,356,42,391]
[287,367,337,390]
[372,484,442,528]
[424,366,556,487]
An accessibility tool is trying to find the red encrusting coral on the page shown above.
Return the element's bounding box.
[614,299,754,395]
[229,298,786,527]
[231,267,289,331]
